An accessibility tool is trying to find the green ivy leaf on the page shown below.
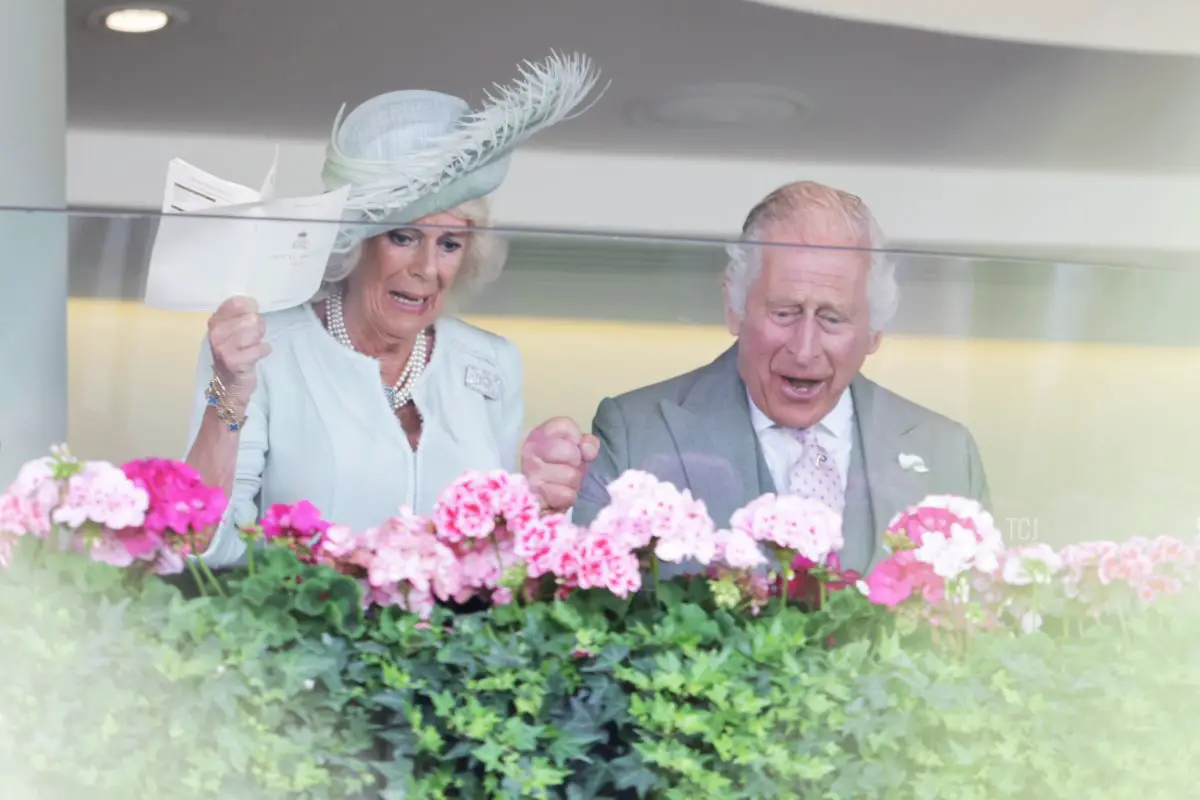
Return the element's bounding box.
[611,751,661,797]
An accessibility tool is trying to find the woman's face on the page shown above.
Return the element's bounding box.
[348,210,472,341]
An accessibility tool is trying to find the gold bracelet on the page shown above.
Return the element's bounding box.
[205,374,248,432]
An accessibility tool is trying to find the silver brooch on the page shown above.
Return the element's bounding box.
[464,365,501,400]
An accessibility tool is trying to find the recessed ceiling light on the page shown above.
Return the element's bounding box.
[86,4,188,34]
[106,9,168,32]
[626,83,810,130]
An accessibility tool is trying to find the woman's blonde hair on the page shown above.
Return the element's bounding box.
[316,195,508,298]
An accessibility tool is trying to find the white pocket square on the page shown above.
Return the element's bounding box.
[898,453,929,473]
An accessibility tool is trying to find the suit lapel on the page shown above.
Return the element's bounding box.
[840,421,875,574]
[659,346,769,526]
[851,376,932,569]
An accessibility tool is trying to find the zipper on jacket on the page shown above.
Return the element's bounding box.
[410,446,419,510]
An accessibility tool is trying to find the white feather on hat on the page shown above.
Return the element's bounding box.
[320,51,605,251]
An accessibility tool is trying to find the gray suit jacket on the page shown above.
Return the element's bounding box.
[574,345,990,574]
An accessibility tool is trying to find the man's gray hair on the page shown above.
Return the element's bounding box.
[724,181,898,333]
[316,195,508,298]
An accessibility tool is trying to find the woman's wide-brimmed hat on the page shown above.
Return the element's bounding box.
[320,51,604,251]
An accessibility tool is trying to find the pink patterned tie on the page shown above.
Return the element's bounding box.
[787,427,844,514]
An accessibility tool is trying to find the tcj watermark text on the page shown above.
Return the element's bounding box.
[1002,517,1041,543]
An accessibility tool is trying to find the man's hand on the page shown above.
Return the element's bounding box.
[521,417,600,513]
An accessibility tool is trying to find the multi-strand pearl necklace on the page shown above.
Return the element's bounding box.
[326,289,428,412]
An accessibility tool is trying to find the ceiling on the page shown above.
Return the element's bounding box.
[67,0,1200,172]
[752,0,1200,56]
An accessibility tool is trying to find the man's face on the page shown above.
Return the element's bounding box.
[728,224,881,429]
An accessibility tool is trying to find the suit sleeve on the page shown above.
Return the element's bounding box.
[572,396,628,526]
[965,428,991,511]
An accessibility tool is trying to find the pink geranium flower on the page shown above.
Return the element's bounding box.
[260,500,331,564]
[999,544,1062,586]
[1060,532,1197,612]
[569,530,641,598]
[87,536,137,569]
[514,513,580,579]
[713,528,767,571]
[864,550,919,608]
[262,500,329,540]
[862,495,1006,616]
[118,458,228,573]
[0,448,230,576]
[317,524,359,559]
[53,461,149,532]
[729,493,844,565]
[431,470,540,546]
[589,470,720,566]
[0,457,62,543]
[122,458,226,538]
[886,495,1003,579]
[317,508,463,618]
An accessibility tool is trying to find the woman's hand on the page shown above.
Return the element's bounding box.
[207,296,270,408]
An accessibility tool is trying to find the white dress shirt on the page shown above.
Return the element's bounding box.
[187,305,525,568]
[747,388,855,494]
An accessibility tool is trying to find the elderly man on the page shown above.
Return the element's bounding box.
[522,181,990,574]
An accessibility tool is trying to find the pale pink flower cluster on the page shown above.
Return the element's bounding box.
[455,543,523,606]
[528,470,733,599]
[590,471,719,566]
[712,528,768,570]
[432,470,539,545]
[515,471,739,599]
[0,457,65,564]
[1,449,230,578]
[701,492,847,616]
[316,509,462,618]
[567,530,642,598]
[516,507,641,599]
[513,513,580,580]
[728,492,844,565]
[1059,535,1194,609]
[1000,543,1062,587]
[310,470,652,613]
[0,449,151,569]
[55,461,150,532]
[429,470,542,606]
[863,494,1200,635]
[986,544,1065,632]
[914,520,1003,580]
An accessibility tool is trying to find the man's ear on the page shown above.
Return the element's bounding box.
[722,281,740,336]
[866,330,883,354]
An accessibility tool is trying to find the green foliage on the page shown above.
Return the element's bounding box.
[355,580,1200,799]
[832,607,1200,799]
[5,539,1199,799]
[0,539,376,799]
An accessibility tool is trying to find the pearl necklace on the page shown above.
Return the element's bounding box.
[325,289,428,412]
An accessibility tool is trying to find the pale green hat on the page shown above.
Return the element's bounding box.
[320,52,604,252]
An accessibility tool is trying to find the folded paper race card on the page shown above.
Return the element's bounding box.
[143,149,349,314]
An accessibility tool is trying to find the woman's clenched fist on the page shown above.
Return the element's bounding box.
[207,296,270,406]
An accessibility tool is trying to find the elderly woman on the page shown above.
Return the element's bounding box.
[185,53,601,567]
